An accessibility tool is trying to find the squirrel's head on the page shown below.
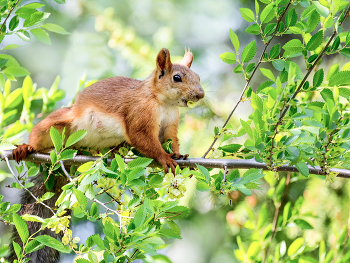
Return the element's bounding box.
[153,48,205,107]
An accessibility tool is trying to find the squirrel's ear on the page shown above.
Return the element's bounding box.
[156,48,172,78]
[180,48,193,68]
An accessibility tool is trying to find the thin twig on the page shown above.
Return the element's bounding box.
[3,155,56,215]
[263,173,291,262]
[0,0,20,33]
[202,1,293,158]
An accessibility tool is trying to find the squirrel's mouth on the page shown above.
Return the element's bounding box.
[182,99,188,106]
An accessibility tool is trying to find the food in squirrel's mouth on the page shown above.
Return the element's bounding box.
[187,101,197,108]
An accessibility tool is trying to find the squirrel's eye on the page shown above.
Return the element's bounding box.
[173,74,182,82]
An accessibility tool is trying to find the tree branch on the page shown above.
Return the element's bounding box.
[2,150,350,178]
[202,1,293,158]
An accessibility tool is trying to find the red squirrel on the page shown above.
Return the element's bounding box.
[13,48,204,172]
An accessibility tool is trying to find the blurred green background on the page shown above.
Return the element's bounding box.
[1,0,350,262]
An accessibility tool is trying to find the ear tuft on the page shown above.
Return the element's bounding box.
[156,48,172,75]
[180,48,193,68]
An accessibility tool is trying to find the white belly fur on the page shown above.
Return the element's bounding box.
[71,109,127,149]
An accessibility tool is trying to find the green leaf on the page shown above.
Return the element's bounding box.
[260,3,275,23]
[229,29,239,51]
[245,24,260,35]
[289,26,303,34]
[240,119,253,138]
[41,192,54,201]
[272,59,286,71]
[30,28,51,45]
[332,0,340,14]
[240,8,255,22]
[73,188,87,210]
[4,67,30,77]
[346,31,350,45]
[16,31,31,42]
[306,30,323,51]
[127,157,153,168]
[219,52,236,64]
[233,64,243,73]
[219,144,242,153]
[294,219,313,229]
[127,166,144,181]
[246,63,256,73]
[65,130,87,147]
[0,58,8,68]
[159,228,181,239]
[24,2,45,8]
[59,149,77,160]
[35,235,71,253]
[331,36,340,51]
[327,63,339,81]
[240,168,264,185]
[286,146,300,158]
[134,204,146,227]
[50,126,62,153]
[12,241,21,260]
[22,214,45,223]
[241,40,257,63]
[282,39,303,56]
[329,71,350,86]
[340,48,350,59]
[301,6,316,20]
[269,43,280,59]
[285,8,297,28]
[306,10,320,33]
[196,164,211,182]
[50,150,57,164]
[257,204,268,229]
[255,0,260,16]
[27,166,39,177]
[295,162,309,177]
[321,88,334,102]
[54,0,66,3]
[41,23,69,34]
[25,240,45,254]
[264,23,276,35]
[287,237,305,257]
[24,12,45,27]
[313,1,330,17]
[313,68,324,88]
[9,15,19,31]
[13,213,29,245]
[260,68,275,81]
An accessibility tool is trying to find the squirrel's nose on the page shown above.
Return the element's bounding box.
[196,85,205,100]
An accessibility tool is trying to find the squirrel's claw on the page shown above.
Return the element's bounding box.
[13,144,35,163]
[170,153,189,160]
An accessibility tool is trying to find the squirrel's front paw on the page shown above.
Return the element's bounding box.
[170,153,189,160]
[158,154,178,174]
[13,144,35,163]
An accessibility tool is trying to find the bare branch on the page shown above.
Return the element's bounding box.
[2,150,350,178]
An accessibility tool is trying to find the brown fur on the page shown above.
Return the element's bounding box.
[12,48,204,172]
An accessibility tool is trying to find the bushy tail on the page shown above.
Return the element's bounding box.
[8,171,69,263]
